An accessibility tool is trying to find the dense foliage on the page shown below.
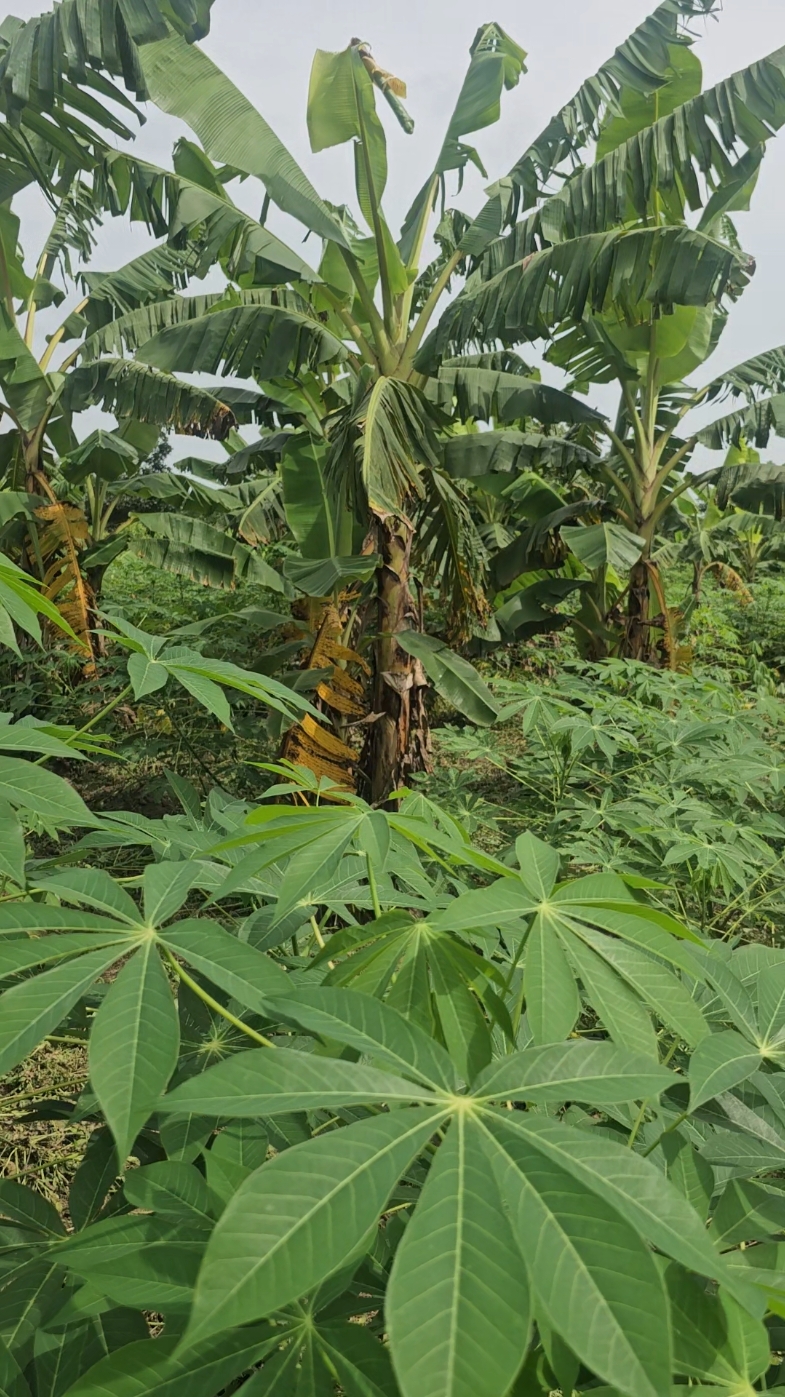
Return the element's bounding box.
[3,1,785,1394]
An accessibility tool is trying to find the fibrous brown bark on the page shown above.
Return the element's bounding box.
[360,518,432,806]
[621,556,658,664]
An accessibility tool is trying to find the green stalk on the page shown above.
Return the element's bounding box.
[398,250,464,379]
[163,949,277,1049]
[33,683,134,766]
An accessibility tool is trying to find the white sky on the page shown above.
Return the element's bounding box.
[7,0,785,467]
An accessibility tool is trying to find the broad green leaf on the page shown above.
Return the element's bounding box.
[387,1114,530,1397]
[0,1179,64,1237]
[206,1121,270,1203]
[159,1047,435,1116]
[509,1114,760,1316]
[689,1030,762,1111]
[428,940,493,1083]
[483,1115,671,1397]
[0,757,92,828]
[396,632,498,727]
[283,554,379,597]
[664,1263,770,1388]
[58,1327,279,1397]
[0,946,123,1077]
[37,869,141,924]
[515,831,559,899]
[0,1335,29,1397]
[757,961,785,1049]
[660,1132,714,1223]
[267,985,458,1091]
[123,1162,215,1225]
[59,1215,206,1312]
[471,1041,676,1105]
[0,933,130,980]
[563,933,658,1059]
[0,805,23,887]
[160,919,290,1012]
[524,916,580,1044]
[139,37,347,246]
[710,1178,785,1249]
[280,436,337,560]
[185,1108,447,1345]
[68,1129,119,1232]
[142,862,200,927]
[561,522,646,573]
[89,943,180,1164]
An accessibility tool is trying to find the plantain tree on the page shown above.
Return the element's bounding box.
[416,10,785,662]
[110,3,752,795]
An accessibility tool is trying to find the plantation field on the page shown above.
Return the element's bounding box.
[4,0,785,1392]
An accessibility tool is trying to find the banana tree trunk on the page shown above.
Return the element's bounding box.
[621,556,657,663]
[360,518,432,805]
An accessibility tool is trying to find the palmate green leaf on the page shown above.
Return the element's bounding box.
[524,915,581,1044]
[58,1214,207,1312]
[183,1108,447,1347]
[0,551,80,655]
[266,986,458,1091]
[0,757,92,828]
[664,1263,770,1389]
[387,1113,530,1397]
[68,1128,119,1232]
[471,1041,676,1105]
[396,632,498,727]
[0,932,131,980]
[0,945,123,1078]
[123,1162,215,1225]
[510,1114,759,1313]
[689,1029,763,1111]
[563,931,659,1059]
[89,942,180,1164]
[158,1046,436,1117]
[160,919,290,1013]
[757,961,785,1049]
[710,1178,785,1249]
[139,35,347,246]
[38,867,140,922]
[0,1334,29,1397]
[427,939,493,1084]
[58,1326,279,1397]
[0,1179,65,1238]
[481,1115,671,1397]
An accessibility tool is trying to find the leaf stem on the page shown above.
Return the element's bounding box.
[33,684,133,766]
[398,250,464,378]
[163,949,277,1049]
[366,851,382,919]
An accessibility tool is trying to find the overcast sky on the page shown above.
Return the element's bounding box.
[9,0,785,465]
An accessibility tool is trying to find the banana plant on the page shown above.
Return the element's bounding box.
[416,15,785,663]
[116,5,737,795]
